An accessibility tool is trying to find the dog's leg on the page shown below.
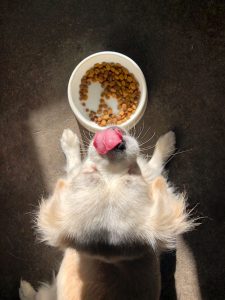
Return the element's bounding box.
[60,128,81,173]
[57,249,83,300]
[139,131,176,182]
[146,176,194,249]
[148,131,176,173]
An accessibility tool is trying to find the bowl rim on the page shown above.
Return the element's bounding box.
[68,51,147,132]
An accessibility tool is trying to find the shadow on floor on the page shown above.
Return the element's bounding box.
[160,251,177,300]
[0,114,62,300]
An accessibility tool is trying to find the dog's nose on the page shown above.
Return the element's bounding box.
[113,140,126,151]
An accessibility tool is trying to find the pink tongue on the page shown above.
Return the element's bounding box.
[93,128,123,154]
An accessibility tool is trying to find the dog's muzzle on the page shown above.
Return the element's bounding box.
[93,127,125,155]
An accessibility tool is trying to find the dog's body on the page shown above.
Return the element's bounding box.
[19,128,193,300]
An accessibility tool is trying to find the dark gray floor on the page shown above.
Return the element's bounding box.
[1,1,225,299]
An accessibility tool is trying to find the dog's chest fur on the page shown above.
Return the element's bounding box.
[62,171,152,258]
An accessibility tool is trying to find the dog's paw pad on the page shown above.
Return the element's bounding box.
[61,129,79,151]
[19,280,36,300]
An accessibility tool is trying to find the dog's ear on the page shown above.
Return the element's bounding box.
[36,179,66,247]
[145,176,195,250]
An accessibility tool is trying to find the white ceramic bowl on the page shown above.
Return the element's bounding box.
[68,51,147,132]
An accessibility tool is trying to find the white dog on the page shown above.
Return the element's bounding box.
[19,127,194,300]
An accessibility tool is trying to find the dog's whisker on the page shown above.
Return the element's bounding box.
[141,153,153,160]
[82,130,92,143]
[80,150,88,155]
[164,148,193,165]
[139,132,156,146]
[80,146,88,151]
[81,132,88,140]
[140,145,155,151]
[82,137,90,145]
[129,124,137,138]
[87,131,94,139]
[81,142,90,149]
[81,139,90,146]
[135,122,144,139]
[136,123,145,140]
[138,125,152,141]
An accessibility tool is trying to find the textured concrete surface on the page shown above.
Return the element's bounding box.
[1,1,225,299]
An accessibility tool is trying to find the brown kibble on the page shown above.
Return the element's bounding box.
[121,103,127,111]
[79,62,140,126]
[101,119,107,126]
[130,83,136,90]
[88,70,94,77]
[99,76,104,83]
[119,74,124,80]
[111,118,117,124]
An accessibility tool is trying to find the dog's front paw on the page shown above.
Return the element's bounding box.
[19,280,36,300]
[156,131,176,161]
[60,129,79,153]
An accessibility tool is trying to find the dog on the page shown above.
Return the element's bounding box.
[19,127,194,300]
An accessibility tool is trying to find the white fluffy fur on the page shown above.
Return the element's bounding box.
[20,128,194,300]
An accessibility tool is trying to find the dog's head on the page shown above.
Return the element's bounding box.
[87,127,140,174]
[37,127,194,261]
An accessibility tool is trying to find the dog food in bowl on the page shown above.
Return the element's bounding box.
[79,62,140,126]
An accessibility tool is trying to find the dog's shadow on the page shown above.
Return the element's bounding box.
[160,251,177,300]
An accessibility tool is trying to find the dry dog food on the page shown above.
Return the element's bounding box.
[79,62,140,126]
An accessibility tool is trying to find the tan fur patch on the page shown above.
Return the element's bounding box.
[152,176,166,191]
[56,179,67,190]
